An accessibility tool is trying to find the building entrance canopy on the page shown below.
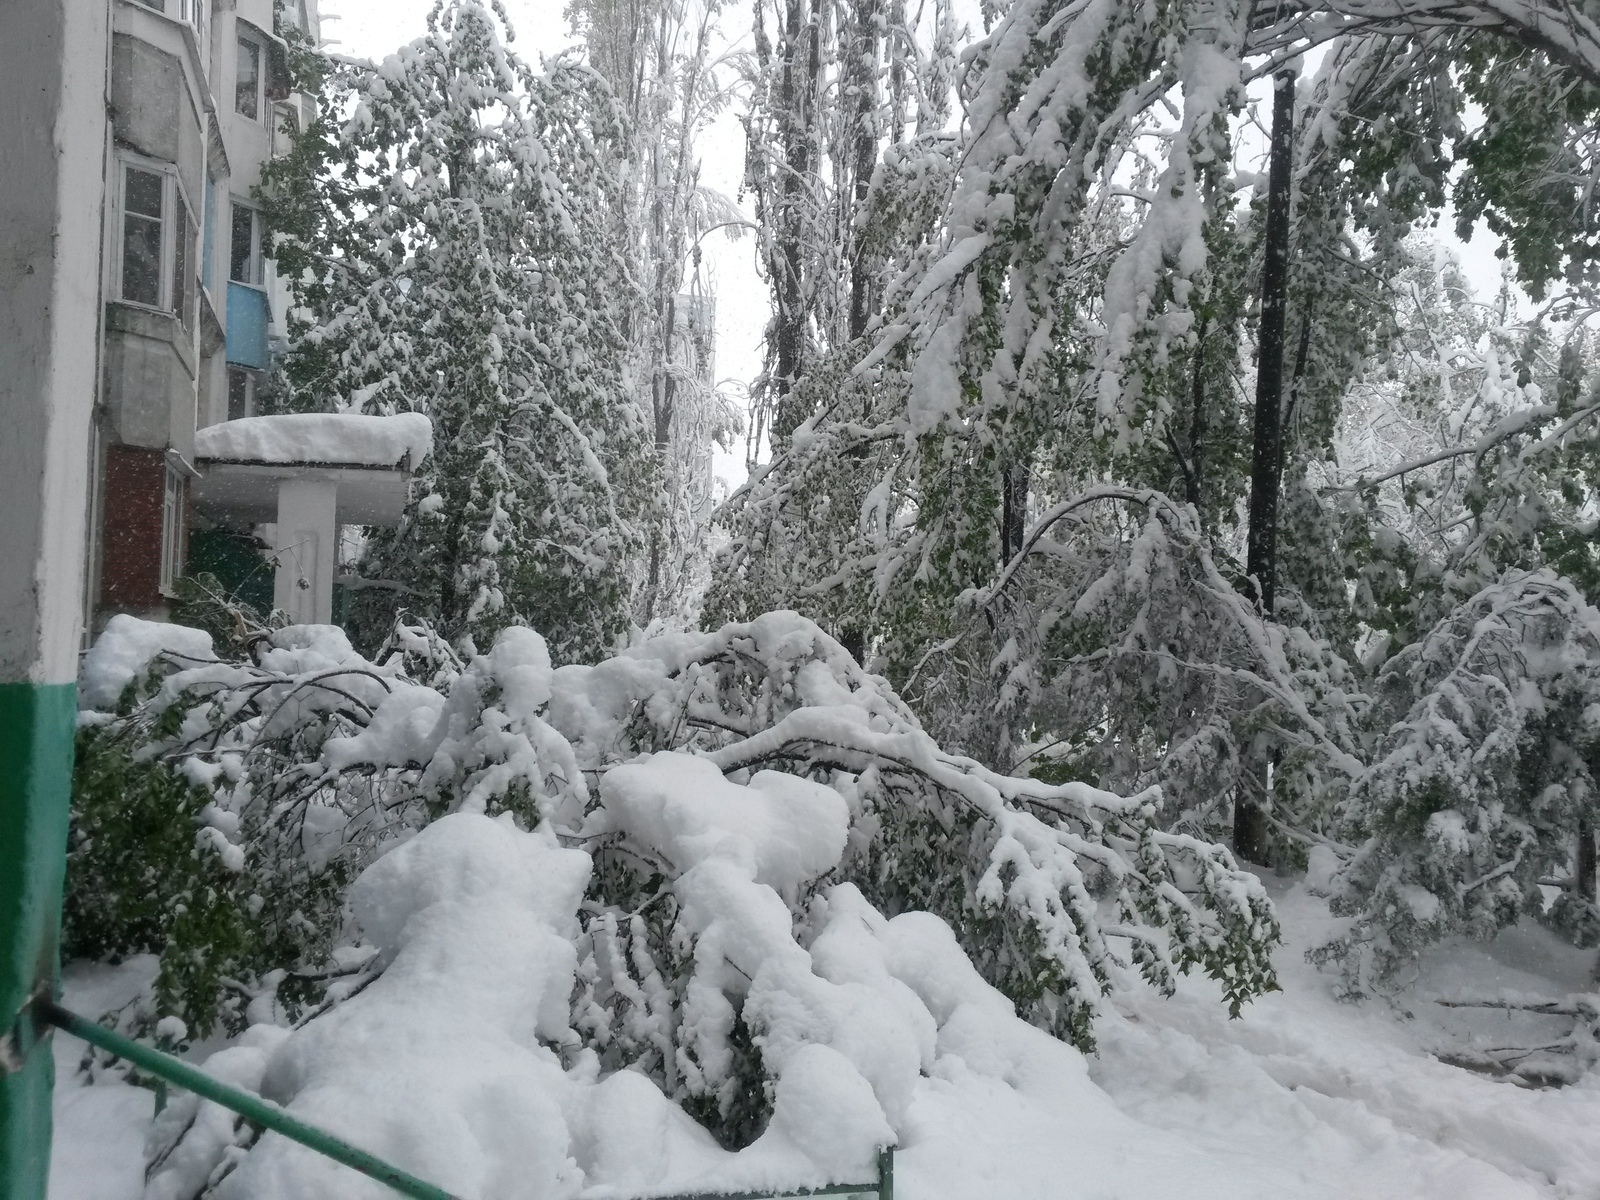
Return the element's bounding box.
[192,412,431,625]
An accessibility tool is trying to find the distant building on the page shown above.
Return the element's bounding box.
[2,0,424,637]
[84,0,307,629]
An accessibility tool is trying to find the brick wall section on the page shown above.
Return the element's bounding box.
[99,446,165,611]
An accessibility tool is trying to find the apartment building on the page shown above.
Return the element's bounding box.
[87,0,319,629]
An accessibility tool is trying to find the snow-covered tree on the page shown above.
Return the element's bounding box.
[68,608,1278,1063]
[568,0,746,625]
[1320,570,1600,990]
[743,0,957,428]
[263,1,650,661]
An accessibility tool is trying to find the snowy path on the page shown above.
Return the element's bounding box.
[49,881,1600,1200]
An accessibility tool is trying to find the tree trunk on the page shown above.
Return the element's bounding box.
[771,0,814,441]
[1236,68,1296,866]
[1579,818,1597,903]
[1244,68,1295,617]
[846,0,880,342]
[1001,462,1027,565]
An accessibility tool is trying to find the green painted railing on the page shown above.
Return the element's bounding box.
[39,999,894,1200]
[39,1001,458,1200]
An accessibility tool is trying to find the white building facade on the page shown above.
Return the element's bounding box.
[86,0,325,630]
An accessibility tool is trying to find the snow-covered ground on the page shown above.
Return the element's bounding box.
[48,871,1600,1200]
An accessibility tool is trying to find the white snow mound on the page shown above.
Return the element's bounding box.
[79,614,216,711]
[601,752,849,894]
[194,412,433,467]
[211,812,929,1200]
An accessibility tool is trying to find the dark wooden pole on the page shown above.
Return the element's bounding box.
[1245,68,1295,617]
[1236,68,1296,865]
[1579,818,1597,903]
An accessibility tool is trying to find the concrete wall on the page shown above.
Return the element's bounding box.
[274,477,337,624]
[102,304,198,456]
[111,31,205,207]
[0,0,111,684]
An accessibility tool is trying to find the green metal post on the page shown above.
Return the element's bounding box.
[877,1146,894,1200]
[0,687,76,1195]
[0,1,111,1193]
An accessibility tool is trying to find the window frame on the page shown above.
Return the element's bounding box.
[235,30,266,122]
[159,460,189,598]
[134,0,208,52]
[226,365,257,421]
[115,155,198,326]
[228,199,265,288]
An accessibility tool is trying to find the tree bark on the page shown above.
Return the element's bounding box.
[1579,817,1597,903]
[1236,68,1296,867]
[1245,68,1295,617]
[1001,462,1027,565]
[771,0,816,441]
[846,0,881,342]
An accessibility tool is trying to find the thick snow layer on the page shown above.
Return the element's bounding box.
[205,813,899,1200]
[78,614,216,711]
[601,752,850,894]
[51,872,1600,1200]
[49,614,1600,1200]
[193,412,433,467]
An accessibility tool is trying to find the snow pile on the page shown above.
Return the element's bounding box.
[59,872,1600,1200]
[600,753,850,895]
[83,611,1276,1054]
[79,615,217,711]
[186,809,1069,1200]
[194,413,433,468]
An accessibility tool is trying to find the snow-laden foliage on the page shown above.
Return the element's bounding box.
[144,809,1133,1200]
[1319,571,1600,991]
[568,0,747,626]
[68,610,1277,1099]
[715,0,1600,984]
[262,1,649,661]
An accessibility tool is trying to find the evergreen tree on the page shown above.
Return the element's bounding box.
[263,0,650,661]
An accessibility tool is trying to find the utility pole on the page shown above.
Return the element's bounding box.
[0,2,109,1195]
[1236,66,1296,865]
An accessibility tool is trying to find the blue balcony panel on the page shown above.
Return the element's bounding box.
[225,282,270,370]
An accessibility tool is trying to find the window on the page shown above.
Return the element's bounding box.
[230,203,262,285]
[173,190,194,330]
[136,0,199,18]
[236,34,262,119]
[159,462,188,597]
[121,166,164,307]
[226,366,255,421]
[117,160,197,325]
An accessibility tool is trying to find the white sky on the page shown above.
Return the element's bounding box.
[324,1,1517,491]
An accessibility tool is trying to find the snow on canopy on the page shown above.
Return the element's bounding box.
[193,413,433,468]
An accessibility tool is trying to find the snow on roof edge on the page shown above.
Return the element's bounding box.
[193,413,433,469]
